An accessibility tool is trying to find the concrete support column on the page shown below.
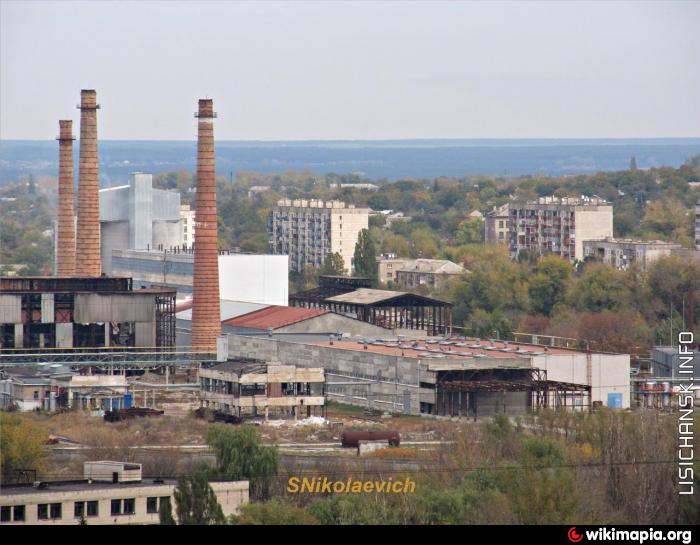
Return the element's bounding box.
[14,324,23,348]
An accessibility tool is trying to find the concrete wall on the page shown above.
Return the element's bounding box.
[277,313,395,337]
[74,294,155,324]
[100,221,129,274]
[574,208,613,261]
[532,353,630,408]
[330,208,369,274]
[0,295,21,323]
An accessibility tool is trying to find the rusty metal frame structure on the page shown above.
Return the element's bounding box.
[434,367,590,416]
[1,276,176,351]
[290,276,453,335]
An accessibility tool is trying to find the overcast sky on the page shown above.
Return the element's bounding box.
[1,0,699,140]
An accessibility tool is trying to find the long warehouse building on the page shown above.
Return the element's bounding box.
[225,334,630,416]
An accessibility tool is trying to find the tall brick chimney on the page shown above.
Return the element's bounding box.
[56,120,76,276]
[191,99,221,351]
[75,89,101,276]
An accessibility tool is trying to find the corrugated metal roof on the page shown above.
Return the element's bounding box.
[223,306,328,330]
[326,288,406,305]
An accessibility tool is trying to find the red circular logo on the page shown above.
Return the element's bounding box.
[568,527,583,543]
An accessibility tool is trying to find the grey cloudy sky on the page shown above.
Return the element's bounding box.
[1,0,699,140]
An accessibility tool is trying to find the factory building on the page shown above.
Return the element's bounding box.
[0,277,175,350]
[290,276,453,336]
[99,173,182,274]
[111,249,288,305]
[269,199,370,273]
[0,462,248,525]
[199,361,325,419]
[582,238,681,270]
[509,196,613,262]
[225,334,630,416]
[0,365,129,412]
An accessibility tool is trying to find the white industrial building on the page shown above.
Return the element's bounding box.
[111,249,288,306]
[99,173,182,274]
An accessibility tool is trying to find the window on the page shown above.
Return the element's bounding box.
[33,391,39,400]
[50,503,62,519]
[147,497,158,514]
[13,505,25,522]
[111,499,121,516]
[0,506,10,522]
[74,502,85,519]
[123,498,135,515]
[87,501,98,517]
[37,504,49,520]
[159,497,171,511]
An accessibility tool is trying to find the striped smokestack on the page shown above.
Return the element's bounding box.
[56,120,76,276]
[191,98,221,351]
[75,89,101,276]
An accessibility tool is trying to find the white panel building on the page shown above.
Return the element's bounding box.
[111,249,288,306]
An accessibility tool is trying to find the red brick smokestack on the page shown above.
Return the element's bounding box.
[191,99,221,350]
[56,120,76,276]
[75,89,101,276]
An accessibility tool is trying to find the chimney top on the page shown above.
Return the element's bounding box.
[57,120,75,141]
[196,98,216,119]
[78,89,99,110]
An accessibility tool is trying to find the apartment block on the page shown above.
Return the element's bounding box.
[376,254,411,284]
[582,238,681,270]
[509,197,613,261]
[268,199,369,273]
[485,203,509,245]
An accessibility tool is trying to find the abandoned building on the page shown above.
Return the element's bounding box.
[199,361,325,419]
[224,334,630,416]
[0,277,176,350]
[0,364,130,412]
[0,461,248,525]
[289,275,453,336]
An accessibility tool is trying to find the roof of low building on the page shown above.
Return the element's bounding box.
[223,306,328,330]
[396,259,464,275]
[325,288,450,306]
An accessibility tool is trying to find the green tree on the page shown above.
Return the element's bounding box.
[0,414,48,484]
[231,498,319,525]
[353,228,378,282]
[455,217,484,244]
[568,264,632,312]
[159,498,176,525]
[172,470,226,525]
[528,256,572,316]
[319,252,345,276]
[206,425,279,500]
